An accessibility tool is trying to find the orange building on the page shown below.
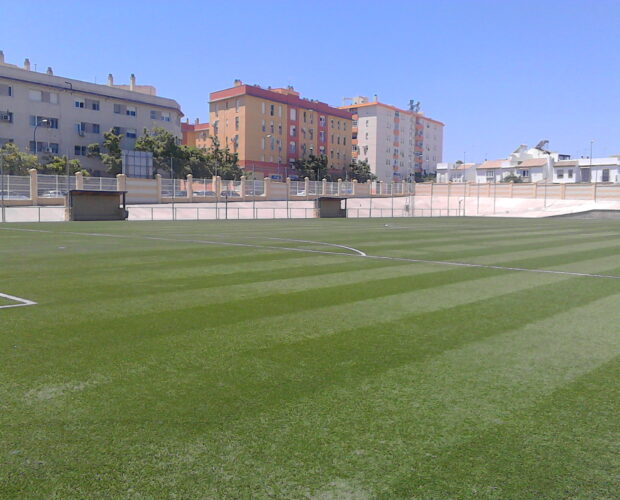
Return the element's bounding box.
[181,119,210,149]
[208,80,353,179]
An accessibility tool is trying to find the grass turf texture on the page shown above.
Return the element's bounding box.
[1,217,619,499]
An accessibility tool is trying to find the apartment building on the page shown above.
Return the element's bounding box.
[0,51,183,175]
[208,80,352,180]
[182,119,210,149]
[340,96,444,183]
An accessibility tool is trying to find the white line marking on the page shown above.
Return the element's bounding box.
[2,226,620,280]
[265,237,367,256]
[0,292,37,310]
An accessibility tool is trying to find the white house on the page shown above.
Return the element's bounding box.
[578,157,620,183]
[436,162,476,183]
[552,160,579,183]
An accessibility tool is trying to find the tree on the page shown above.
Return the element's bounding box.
[40,155,89,176]
[348,160,376,183]
[501,174,523,183]
[135,127,185,177]
[88,129,123,175]
[293,154,329,180]
[0,143,40,174]
[204,136,242,180]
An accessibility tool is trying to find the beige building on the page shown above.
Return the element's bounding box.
[0,51,183,175]
[209,81,352,180]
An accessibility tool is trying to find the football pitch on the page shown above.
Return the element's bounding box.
[1,217,619,498]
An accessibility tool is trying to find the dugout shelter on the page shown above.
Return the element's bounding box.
[66,190,128,221]
[316,197,347,218]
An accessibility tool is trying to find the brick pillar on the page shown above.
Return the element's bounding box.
[116,173,127,192]
[155,174,162,203]
[304,177,310,200]
[322,178,327,196]
[264,177,272,200]
[186,174,193,200]
[285,177,291,199]
[337,178,342,196]
[352,179,357,196]
[29,168,38,205]
[215,176,222,201]
[240,175,246,200]
[75,171,84,190]
[560,183,566,200]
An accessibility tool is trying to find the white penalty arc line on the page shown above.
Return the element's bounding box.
[264,237,367,256]
[0,292,37,310]
[2,226,620,281]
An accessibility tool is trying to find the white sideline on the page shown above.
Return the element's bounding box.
[0,292,37,310]
[2,226,620,281]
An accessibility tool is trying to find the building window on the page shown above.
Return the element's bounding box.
[290,108,296,120]
[337,136,341,145]
[74,145,88,156]
[235,117,240,131]
[261,120,266,132]
[89,99,100,111]
[113,103,124,114]
[92,123,100,134]
[319,115,326,127]
[150,110,158,120]
[568,169,573,179]
[270,104,275,116]
[602,169,610,182]
[486,170,495,180]
[261,137,265,150]
[290,125,296,137]
[261,102,266,114]
[343,137,346,146]
[330,150,334,159]
[30,116,58,128]
[309,129,314,140]
[0,84,11,96]
[319,130,325,142]
[161,112,171,122]
[289,141,296,153]
[235,99,240,112]
[126,106,137,117]
[0,111,13,123]
[270,137,275,151]
[28,90,58,104]
[557,169,564,179]
[344,122,347,131]
[75,99,85,108]
[126,128,137,139]
[278,105,282,117]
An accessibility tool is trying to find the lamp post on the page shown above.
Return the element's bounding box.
[590,140,594,182]
[32,118,49,155]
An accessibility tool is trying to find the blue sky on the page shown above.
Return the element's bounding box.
[2,0,619,162]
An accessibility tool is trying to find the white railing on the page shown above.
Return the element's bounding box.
[37,174,76,196]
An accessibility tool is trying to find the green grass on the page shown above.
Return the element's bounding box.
[1,217,619,499]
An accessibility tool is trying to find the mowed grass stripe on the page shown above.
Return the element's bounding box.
[2,267,570,382]
[142,292,620,499]
[6,287,618,498]
[389,357,620,499]
[8,274,620,424]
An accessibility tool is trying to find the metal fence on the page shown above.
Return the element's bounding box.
[82,177,117,191]
[1,175,30,199]
[37,174,76,196]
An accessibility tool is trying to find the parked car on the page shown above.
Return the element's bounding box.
[193,190,216,197]
[295,190,306,196]
[220,190,240,197]
[39,190,66,198]
[0,191,30,200]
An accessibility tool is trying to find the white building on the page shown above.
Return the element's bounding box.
[475,143,563,183]
[436,162,476,183]
[0,51,183,175]
[340,96,444,182]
